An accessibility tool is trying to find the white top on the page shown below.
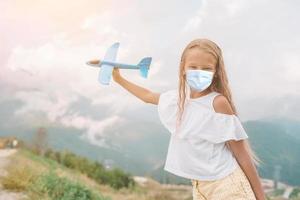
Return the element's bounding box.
[157,89,249,181]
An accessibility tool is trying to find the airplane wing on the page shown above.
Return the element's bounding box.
[98,42,120,85]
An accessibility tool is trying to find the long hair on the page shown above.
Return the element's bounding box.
[176,38,262,167]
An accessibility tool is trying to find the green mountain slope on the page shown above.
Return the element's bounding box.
[1,118,299,186]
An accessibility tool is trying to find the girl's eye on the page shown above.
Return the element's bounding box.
[188,65,214,71]
[203,67,214,71]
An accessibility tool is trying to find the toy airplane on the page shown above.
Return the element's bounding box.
[86,42,152,85]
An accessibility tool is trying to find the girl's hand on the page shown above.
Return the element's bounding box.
[112,67,122,82]
[88,59,122,82]
[89,59,101,65]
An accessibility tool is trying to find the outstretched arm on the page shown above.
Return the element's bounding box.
[88,59,160,104]
[113,67,160,104]
[89,58,160,105]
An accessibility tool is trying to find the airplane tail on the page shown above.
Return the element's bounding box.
[138,57,152,78]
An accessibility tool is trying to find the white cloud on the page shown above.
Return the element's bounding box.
[62,113,124,148]
[282,52,300,84]
[1,0,300,142]
[178,0,300,121]
[14,90,77,120]
[182,0,208,32]
[13,88,125,148]
[4,35,134,148]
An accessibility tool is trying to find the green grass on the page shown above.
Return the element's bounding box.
[2,146,197,200]
[29,171,110,200]
[0,164,37,192]
[20,148,62,171]
[0,149,112,200]
[42,148,136,190]
[290,187,300,199]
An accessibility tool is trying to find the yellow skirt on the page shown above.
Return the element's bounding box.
[190,165,257,200]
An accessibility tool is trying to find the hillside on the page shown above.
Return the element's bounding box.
[0,147,193,200]
[2,147,300,199]
[2,118,300,186]
[243,119,300,186]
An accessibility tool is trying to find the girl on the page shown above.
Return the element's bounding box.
[89,38,266,200]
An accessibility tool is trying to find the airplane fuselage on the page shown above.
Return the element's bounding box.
[89,60,140,69]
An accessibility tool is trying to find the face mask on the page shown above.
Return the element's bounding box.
[186,69,214,92]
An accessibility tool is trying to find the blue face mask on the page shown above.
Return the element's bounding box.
[186,69,214,92]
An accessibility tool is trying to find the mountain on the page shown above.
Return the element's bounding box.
[243,118,300,186]
[1,113,300,185]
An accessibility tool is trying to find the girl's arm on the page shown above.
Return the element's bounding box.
[113,67,160,104]
[213,95,266,200]
[228,140,266,200]
[88,59,160,104]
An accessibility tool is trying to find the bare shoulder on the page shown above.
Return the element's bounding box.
[212,94,234,115]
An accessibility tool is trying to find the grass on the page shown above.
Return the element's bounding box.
[0,148,193,200]
[0,149,111,200]
[0,164,37,192]
[29,171,110,200]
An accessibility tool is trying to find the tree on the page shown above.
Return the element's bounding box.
[32,127,48,156]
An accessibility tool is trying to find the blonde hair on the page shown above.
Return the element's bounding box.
[176,38,262,167]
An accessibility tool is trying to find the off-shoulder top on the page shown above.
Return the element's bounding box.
[157,89,248,180]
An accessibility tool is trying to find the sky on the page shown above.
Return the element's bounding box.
[1,0,299,147]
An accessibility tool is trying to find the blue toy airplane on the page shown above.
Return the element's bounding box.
[86,42,152,85]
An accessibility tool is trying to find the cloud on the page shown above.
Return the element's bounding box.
[13,88,125,148]
[178,0,300,120]
[14,90,78,121]
[1,3,167,147]
[62,114,124,148]
[182,0,208,32]
[282,52,300,85]
[1,0,300,150]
